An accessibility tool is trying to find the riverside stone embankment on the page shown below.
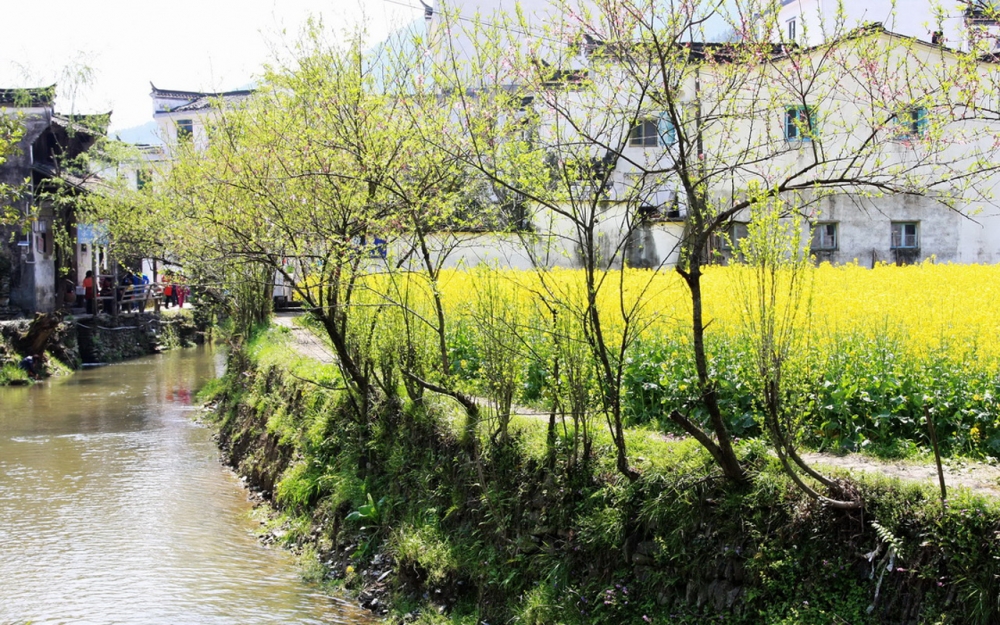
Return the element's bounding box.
[0,311,203,383]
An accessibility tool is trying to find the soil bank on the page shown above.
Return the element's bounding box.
[208,329,1000,625]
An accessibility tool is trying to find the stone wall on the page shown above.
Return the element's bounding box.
[75,315,158,364]
[1,308,206,387]
[75,313,202,364]
[2,313,204,369]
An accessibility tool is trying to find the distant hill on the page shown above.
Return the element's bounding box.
[111,120,162,145]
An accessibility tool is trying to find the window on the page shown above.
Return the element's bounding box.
[893,107,928,139]
[719,221,749,250]
[630,120,657,147]
[784,105,816,141]
[787,18,797,42]
[657,115,677,146]
[967,1,1000,23]
[176,119,193,141]
[629,114,677,148]
[36,218,53,256]
[811,222,838,250]
[891,222,919,249]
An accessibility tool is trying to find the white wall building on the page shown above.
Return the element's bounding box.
[150,84,253,154]
[145,5,1000,274]
[428,2,1000,268]
[778,0,999,51]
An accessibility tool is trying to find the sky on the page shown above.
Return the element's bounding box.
[0,0,425,136]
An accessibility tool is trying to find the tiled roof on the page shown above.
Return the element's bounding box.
[0,85,56,107]
[52,113,111,136]
[169,91,253,112]
[150,82,254,113]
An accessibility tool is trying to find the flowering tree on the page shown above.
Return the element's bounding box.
[137,22,502,428]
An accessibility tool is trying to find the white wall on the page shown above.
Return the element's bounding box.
[392,203,684,273]
[430,0,596,84]
[778,0,969,47]
[153,110,213,153]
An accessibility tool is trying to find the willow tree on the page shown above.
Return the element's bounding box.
[433,0,1000,492]
[144,23,425,419]
[0,114,24,225]
[370,34,506,406]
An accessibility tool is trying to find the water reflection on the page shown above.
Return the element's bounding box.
[0,346,370,625]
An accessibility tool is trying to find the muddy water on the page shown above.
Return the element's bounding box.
[0,346,370,624]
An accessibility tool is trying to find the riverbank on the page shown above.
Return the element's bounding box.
[205,323,1000,625]
[0,309,205,385]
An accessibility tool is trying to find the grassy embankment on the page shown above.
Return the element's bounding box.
[0,361,30,385]
[203,321,1000,625]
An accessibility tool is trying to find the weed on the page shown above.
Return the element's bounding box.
[391,523,460,586]
[0,362,30,385]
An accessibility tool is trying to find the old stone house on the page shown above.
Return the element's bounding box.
[0,86,107,316]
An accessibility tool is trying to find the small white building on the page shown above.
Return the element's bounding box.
[150,84,253,153]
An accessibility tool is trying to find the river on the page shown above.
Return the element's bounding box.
[0,346,371,624]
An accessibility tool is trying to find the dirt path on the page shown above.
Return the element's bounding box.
[271,312,1000,499]
[272,311,336,365]
[801,452,1000,499]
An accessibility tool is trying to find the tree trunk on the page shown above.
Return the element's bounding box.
[680,260,747,484]
[16,312,61,356]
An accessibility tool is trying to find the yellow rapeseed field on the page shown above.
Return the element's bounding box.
[365,261,1000,454]
[430,261,1000,361]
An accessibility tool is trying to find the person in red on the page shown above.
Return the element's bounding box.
[82,270,95,315]
[176,278,187,308]
[163,279,173,309]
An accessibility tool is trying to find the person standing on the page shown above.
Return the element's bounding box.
[100,275,113,314]
[176,277,187,308]
[120,271,134,313]
[131,272,145,313]
[163,277,173,309]
[82,270,95,315]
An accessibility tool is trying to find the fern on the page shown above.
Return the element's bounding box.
[872,521,904,558]
[867,521,904,614]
